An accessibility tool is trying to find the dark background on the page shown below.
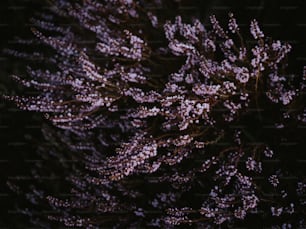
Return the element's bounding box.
[1,0,306,228]
[0,1,45,228]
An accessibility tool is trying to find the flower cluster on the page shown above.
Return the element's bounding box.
[5,0,306,228]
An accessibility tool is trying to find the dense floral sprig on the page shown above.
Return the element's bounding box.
[5,0,306,228]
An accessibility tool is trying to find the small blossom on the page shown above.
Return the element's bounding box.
[250,19,264,39]
[271,206,283,216]
[269,175,279,187]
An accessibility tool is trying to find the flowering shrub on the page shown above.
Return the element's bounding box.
[5,0,306,227]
